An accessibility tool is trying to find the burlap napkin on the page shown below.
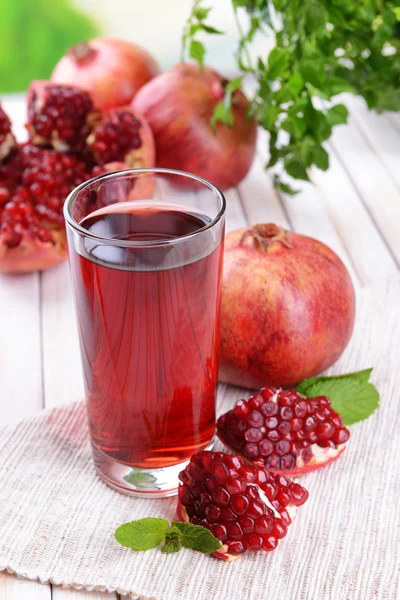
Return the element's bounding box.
[0,277,399,600]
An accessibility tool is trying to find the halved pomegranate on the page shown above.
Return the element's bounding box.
[27,81,99,152]
[0,146,90,273]
[0,103,16,164]
[87,107,156,199]
[177,450,308,560]
[217,387,350,476]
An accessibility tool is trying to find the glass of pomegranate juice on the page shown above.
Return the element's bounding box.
[64,168,226,496]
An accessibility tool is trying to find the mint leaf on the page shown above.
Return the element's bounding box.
[123,469,158,489]
[115,518,169,551]
[171,522,221,554]
[163,528,182,554]
[297,369,379,425]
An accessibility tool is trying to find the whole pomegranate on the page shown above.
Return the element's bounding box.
[51,38,159,110]
[133,63,257,191]
[220,224,356,388]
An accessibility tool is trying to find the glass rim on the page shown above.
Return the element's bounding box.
[63,167,226,248]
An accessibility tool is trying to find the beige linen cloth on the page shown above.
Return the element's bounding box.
[0,277,399,600]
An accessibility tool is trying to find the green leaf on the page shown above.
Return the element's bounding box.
[211,99,234,129]
[326,104,349,126]
[171,522,221,554]
[284,157,310,181]
[189,40,205,67]
[305,2,328,31]
[194,6,211,20]
[278,181,300,195]
[393,7,400,21]
[297,369,379,426]
[267,47,291,80]
[311,144,329,170]
[281,115,307,140]
[300,60,325,88]
[261,103,280,130]
[115,518,169,551]
[225,76,243,93]
[162,529,182,554]
[123,469,158,489]
[201,24,224,34]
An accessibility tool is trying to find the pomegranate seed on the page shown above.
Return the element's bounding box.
[212,486,230,506]
[261,400,278,417]
[262,536,279,551]
[205,505,221,522]
[230,494,249,515]
[227,522,243,540]
[244,534,263,551]
[228,541,246,554]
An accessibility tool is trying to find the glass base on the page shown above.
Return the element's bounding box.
[92,438,215,498]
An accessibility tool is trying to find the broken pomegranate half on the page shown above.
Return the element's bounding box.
[0,145,90,273]
[0,103,16,164]
[27,81,99,152]
[177,450,308,560]
[217,388,350,476]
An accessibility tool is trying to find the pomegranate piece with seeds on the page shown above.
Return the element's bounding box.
[217,388,350,476]
[177,450,308,560]
[86,107,155,169]
[0,103,16,164]
[0,146,90,273]
[27,81,99,152]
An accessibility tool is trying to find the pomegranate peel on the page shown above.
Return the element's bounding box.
[51,38,160,110]
[177,450,308,560]
[217,387,350,476]
[220,223,356,388]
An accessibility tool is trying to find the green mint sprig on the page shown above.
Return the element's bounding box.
[115,518,221,555]
[182,0,400,193]
[297,368,379,426]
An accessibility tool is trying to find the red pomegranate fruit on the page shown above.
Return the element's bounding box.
[27,81,99,152]
[133,63,257,191]
[0,146,90,273]
[220,224,356,388]
[51,38,160,110]
[0,103,16,164]
[217,387,350,476]
[177,450,308,560]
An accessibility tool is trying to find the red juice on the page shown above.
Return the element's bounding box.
[69,201,224,469]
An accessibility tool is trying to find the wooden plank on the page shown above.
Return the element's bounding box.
[312,142,398,285]
[0,273,43,425]
[0,572,50,600]
[255,131,361,289]
[237,156,290,229]
[346,96,400,190]
[329,112,400,266]
[40,265,84,410]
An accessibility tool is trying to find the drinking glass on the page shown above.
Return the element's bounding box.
[64,168,225,497]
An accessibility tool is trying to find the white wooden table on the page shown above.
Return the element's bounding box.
[0,96,399,599]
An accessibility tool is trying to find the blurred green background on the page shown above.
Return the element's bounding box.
[0,0,99,93]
